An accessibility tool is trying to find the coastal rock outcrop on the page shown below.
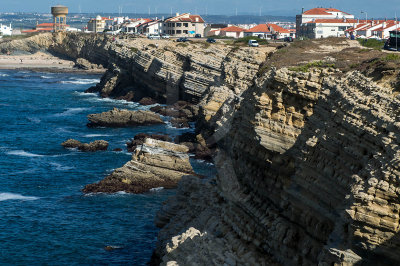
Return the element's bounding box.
[83,138,194,194]
[126,133,172,152]
[61,139,109,152]
[154,66,400,265]
[87,108,164,127]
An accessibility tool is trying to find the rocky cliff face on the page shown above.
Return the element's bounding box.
[3,34,400,264]
[154,64,400,265]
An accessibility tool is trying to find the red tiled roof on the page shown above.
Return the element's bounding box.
[303,8,350,15]
[220,26,245,32]
[36,23,54,28]
[36,28,54,32]
[267,24,290,33]
[306,19,358,24]
[22,29,38,33]
[246,24,271,33]
[165,13,205,23]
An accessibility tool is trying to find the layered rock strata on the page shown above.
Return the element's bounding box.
[83,138,194,194]
[154,67,400,265]
[87,108,164,127]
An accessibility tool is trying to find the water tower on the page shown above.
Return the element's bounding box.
[51,5,68,32]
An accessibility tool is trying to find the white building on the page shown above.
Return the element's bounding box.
[0,24,12,37]
[302,18,359,38]
[219,26,246,38]
[296,8,355,38]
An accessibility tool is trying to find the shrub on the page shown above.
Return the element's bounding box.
[383,53,400,61]
[357,38,385,50]
[289,61,335,72]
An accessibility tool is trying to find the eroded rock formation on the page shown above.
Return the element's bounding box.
[87,108,164,127]
[83,138,194,194]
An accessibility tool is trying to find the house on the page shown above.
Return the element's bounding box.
[300,18,359,38]
[87,16,106,32]
[22,23,71,34]
[163,13,205,37]
[347,20,400,39]
[136,20,163,35]
[267,23,291,39]
[204,24,227,37]
[219,26,246,38]
[244,24,272,39]
[122,19,152,34]
[0,24,12,37]
[296,8,355,38]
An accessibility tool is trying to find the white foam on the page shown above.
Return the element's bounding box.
[83,134,112,138]
[0,73,9,77]
[73,91,98,97]
[7,150,44,157]
[40,75,52,79]
[165,121,190,130]
[115,191,128,195]
[53,107,90,117]
[27,117,41,123]
[0,192,39,201]
[49,162,74,171]
[149,187,164,192]
[61,78,100,85]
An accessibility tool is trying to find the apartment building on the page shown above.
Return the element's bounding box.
[163,13,205,37]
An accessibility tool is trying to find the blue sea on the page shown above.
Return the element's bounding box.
[0,70,214,265]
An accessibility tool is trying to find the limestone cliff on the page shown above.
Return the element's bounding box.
[154,61,400,264]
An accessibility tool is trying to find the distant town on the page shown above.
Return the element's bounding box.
[0,7,399,41]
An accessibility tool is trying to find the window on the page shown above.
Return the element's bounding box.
[192,24,195,26]
[177,23,182,27]
[183,23,188,27]
[183,30,188,34]
[338,26,347,31]
[177,30,182,34]
[171,23,175,27]
[331,29,336,31]
[172,30,175,34]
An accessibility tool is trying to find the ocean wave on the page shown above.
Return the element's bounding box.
[60,78,100,85]
[40,75,52,79]
[165,121,190,130]
[49,162,74,171]
[26,117,41,123]
[53,107,90,117]
[83,134,112,138]
[0,73,9,77]
[73,91,98,97]
[7,150,44,157]
[149,187,164,192]
[0,192,39,201]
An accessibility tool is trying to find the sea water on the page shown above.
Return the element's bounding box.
[0,70,215,265]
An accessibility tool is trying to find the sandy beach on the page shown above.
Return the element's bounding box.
[0,52,105,73]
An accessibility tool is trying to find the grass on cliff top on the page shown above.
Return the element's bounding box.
[0,33,39,43]
[288,61,336,72]
[264,37,390,74]
[357,38,385,50]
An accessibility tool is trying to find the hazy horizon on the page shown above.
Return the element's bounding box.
[1,0,400,18]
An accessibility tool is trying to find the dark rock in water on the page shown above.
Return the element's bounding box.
[175,133,213,161]
[104,245,123,251]
[113,148,123,152]
[61,139,109,152]
[150,101,198,120]
[87,108,164,127]
[83,138,194,194]
[139,97,157,105]
[115,91,134,101]
[126,133,172,152]
[170,117,190,128]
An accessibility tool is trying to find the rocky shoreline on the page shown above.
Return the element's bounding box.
[2,33,400,265]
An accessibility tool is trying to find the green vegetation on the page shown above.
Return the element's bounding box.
[148,43,157,48]
[0,33,38,42]
[176,42,189,48]
[129,47,138,53]
[289,61,336,72]
[235,36,269,45]
[383,53,400,61]
[357,38,385,50]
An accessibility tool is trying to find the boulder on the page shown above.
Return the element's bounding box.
[87,108,164,127]
[126,133,172,152]
[139,97,157,105]
[82,138,194,194]
[61,139,109,152]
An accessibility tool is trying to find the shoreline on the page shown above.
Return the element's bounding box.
[0,52,105,74]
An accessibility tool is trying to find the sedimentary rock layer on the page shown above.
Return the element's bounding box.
[83,138,194,194]
[87,108,164,127]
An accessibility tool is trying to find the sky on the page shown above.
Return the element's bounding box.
[1,0,400,18]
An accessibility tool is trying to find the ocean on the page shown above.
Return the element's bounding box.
[0,70,214,265]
